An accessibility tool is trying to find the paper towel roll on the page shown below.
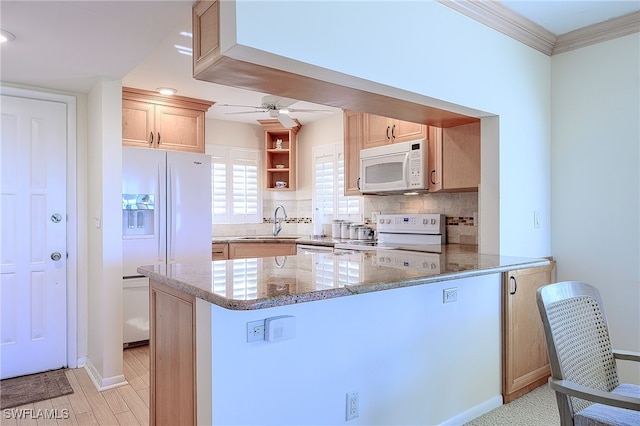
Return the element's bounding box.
[313,212,323,236]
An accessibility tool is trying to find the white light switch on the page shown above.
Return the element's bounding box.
[265,315,296,342]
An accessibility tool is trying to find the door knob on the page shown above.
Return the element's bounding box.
[50,252,62,261]
[51,213,62,223]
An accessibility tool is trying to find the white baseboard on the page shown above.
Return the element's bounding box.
[84,360,127,391]
[440,395,503,425]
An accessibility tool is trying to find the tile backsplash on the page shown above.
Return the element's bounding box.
[213,192,478,244]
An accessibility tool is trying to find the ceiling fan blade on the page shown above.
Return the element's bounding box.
[277,113,298,128]
[288,108,333,113]
[224,110,266,115]
[216,103,264,109]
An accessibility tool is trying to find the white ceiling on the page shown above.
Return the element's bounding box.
[1,1,638,125]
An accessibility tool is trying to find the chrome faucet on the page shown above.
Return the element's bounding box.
[273,205,288,237]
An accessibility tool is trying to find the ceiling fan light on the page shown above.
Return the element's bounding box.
[157,87,177,95]
[0,29,16,43]
[278,108,290,114]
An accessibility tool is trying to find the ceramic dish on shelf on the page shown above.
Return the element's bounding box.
[275,164,285,169]
[275,181,287,188]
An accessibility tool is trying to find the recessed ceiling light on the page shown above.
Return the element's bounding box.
[157,87,177,96]
[0,29,16,43]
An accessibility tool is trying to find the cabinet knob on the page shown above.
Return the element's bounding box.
[509,276,518,295]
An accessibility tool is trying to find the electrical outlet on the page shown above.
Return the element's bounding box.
[443,287,458,303]
[346,391,359,421]
[247,320,265,342]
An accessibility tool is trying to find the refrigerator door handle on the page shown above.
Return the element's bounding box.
[157,163,166,263]
[168,166,176,261]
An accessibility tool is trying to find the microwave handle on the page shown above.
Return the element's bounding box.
[403,153,410,187]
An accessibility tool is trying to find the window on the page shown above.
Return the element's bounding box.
[208,146,261,224]
[312,143,361,221]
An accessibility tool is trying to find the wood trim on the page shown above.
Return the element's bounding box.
[194,55,479,128]
[438,1,639,56]
[122,87,214,112]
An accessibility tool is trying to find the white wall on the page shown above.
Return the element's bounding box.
[230,0,552,257]
[202,274,502,425]
[85,80,125,388]
[551,33,640,382]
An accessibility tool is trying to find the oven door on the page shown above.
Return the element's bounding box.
[360,151,409,193]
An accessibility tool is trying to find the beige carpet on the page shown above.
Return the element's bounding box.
[465,385,559,426]
[0,369,73,409]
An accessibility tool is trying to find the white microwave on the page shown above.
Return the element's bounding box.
[359,139,428,194]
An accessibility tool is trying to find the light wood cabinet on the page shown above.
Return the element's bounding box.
[228,242,296,259]
[427,122,480,193]
[122,87,214,153]
[502,261,556,402]
[343,110,363,196]
[150,280,196,425]
[212,243,228,260]
[259,119,301,191]
[362,114,426,148]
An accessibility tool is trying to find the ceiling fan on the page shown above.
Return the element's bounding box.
[216,95,331,128]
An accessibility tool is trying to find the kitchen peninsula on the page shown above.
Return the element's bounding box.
[139,246,550,425]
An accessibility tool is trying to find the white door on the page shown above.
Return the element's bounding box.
[1,95,67,379]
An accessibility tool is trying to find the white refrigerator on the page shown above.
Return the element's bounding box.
[122,147,212,345]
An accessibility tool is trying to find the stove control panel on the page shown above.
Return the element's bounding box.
[377,214,445,235]
[374,250,441,274]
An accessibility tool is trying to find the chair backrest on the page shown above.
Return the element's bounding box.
[537,281,619,418]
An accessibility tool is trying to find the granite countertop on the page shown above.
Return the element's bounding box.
[212,236,337,246]
[138,245,551,311]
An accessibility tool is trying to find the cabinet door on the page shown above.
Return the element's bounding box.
[441,122,480,191]
[391,119,426,143]
[362,114,391,148]
[428,122,480,193]
[155,106,205,153]
[427,126,443,192]
[229,242,296,259]
[502,262,555,402]
[123,99,155,148]
[343,110,362,195]
[150,280,196,425]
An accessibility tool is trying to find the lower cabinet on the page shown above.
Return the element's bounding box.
[150,280,196,425]
[228,242,296,259]
[502,261,556,402]
[212,243,229,260]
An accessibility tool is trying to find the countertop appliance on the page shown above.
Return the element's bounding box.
[122,147,212,346]
[360,139,428,194]
[334,213,446,252]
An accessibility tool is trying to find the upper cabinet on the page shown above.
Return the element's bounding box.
[343,110,363,196]
[122,87,214,154]
[362,114,427,148]
[427,122,480,192]
[260,119,301,191]
[345,111,481,195]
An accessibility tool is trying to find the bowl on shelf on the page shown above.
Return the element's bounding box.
[275,181,287,188]
[275,164,285,169]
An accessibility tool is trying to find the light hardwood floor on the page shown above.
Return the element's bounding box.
[3,345,150,426]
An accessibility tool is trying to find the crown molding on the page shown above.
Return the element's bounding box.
[439,1,640,56]
[553,11,640,55]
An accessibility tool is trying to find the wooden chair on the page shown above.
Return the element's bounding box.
[536,281,640,425]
